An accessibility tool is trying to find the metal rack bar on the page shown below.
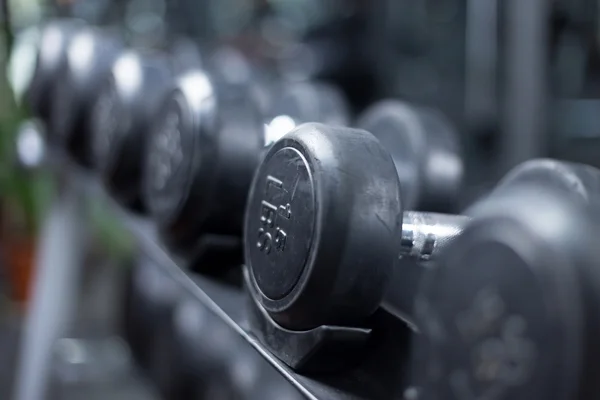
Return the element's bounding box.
[13,175,88,400]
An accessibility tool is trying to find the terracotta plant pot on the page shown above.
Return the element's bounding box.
[3,237,36,306]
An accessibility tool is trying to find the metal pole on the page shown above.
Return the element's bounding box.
[501,0,550,174]
[13,174,87,400]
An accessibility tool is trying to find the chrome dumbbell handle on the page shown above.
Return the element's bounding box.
[400,212,470,262]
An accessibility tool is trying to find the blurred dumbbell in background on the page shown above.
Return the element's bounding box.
[356,99,463,212]
[142,60,350,269]
[410,159,600,400]
[48,25,124,165]
[90,40,202,211]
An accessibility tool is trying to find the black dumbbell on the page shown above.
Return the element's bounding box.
[143,67,349,260]
[26,19,85,124]
[90,51,175,210]
[49,25,123,165]
[409,183,600,400]
[90,40,203,211]
[243,124,600,331]
[356,99,463,212]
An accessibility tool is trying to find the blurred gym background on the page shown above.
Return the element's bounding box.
[0,0,598,398]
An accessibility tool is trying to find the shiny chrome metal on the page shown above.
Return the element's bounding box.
[399,211,470,261]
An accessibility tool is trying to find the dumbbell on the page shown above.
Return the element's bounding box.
[26,19,85,124]
[356,99,463,212]
[90,50,172,210]
[89,44,200,211]
[143,67,349,258]
[409,184,600,399]
[243,123,600,331]
[49,25,123,165]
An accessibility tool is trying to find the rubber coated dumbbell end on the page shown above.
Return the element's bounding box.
[411,184,600,399]
[245,123,403,330]
[144,69,216,227]
[357,99,463,212]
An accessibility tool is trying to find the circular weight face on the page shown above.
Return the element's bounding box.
[412,221,582,399]
[145,93,195,225]
[91,78,126,171]
[357,100,424,210]
[246,123,402,329]
[246,146,316,301]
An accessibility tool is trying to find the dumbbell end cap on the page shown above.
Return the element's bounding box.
[245,130,317,302]
[412,185,589,397]
[245,123,402,330]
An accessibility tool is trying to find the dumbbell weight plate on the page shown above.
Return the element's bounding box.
[410,185,599,399]
[245,123,403,330]
[144,69,265,251]
[356,99,463,212]
[91,51,173,209]
[50,26,122,165]
[248,146,316,302]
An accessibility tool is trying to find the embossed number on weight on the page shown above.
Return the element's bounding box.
[261,201,277,227]
[257,228,272,253]
[274,228,287,250]
[257,227,287,254]
[265,175,283,194]
[256,175,289,255]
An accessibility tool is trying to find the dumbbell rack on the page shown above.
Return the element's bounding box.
[13,155,408,400]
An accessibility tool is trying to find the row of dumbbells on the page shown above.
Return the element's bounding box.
[27,18,600,400]
[27,19,463,260]
[123,254,304,399]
